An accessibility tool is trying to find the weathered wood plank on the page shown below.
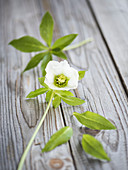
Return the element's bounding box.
[42,0,128,169]
[0,0,75,169]
[1,0,128,170]
[88,0,128,94]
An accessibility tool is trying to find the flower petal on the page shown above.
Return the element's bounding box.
[44,60,79,90]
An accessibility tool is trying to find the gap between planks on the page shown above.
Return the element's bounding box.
[86,0,128,97]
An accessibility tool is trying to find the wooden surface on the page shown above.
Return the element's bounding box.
[0,0,128,170]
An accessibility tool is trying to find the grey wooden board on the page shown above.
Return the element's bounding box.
[47,0,128,170]
[0,0,128,170]
[89,0,128,94]
[0,0,75,170]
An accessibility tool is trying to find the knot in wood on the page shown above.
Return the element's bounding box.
[49,158,64,169]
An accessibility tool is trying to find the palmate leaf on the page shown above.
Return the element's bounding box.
[40,12,54,47]
[78,71,86,80]
[23,52,48,72]
[9,36,48,52]
[38,77,45,85]
[73,111,116,130]
[61,96,85,106]
[52,95,61,108]
[42,126,73,152]
[82,134,110,161]
[55,90,74,97]
[26,88,48,98]
[46,90,53,102]
[38,77,49,89]
[52,34,78,51]
[41,53,52,76]
[54,90,84,106]
[52,51,67,59]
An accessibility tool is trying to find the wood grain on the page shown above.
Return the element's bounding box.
[0,0,128,170]
[0,0,75,169]
[88,0,128,94]
[44,0,128,169]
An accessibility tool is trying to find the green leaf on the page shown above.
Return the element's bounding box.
[9,36,48,52]
[23,52,47,72]
[52,51,67,59]
[52,34,78,51]
[46,90,53,102]
[73,111,116,130]
[42,126,73,152]
[55,90,74,97]
[63,38,93,51]
[38,77,49,89]
[78,71,86,80]
[61,96,85,106]
[26,88,48,98]
[52,95,61,108]
[82,134,110,161]
[41,53,52,76]
[38,77,45,85]
[40,12,54,47]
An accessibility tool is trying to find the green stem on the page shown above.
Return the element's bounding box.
[18,91,54,170]
[63,38,93,51]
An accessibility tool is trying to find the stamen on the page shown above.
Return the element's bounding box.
[54,74,68,88]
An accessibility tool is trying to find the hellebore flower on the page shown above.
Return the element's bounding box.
[44,60,79,90]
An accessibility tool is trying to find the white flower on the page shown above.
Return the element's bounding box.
[44,60,79,90]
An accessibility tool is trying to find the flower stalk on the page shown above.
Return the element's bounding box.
[18,91,54,170]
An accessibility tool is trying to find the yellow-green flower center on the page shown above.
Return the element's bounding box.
[54,74,68,88]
